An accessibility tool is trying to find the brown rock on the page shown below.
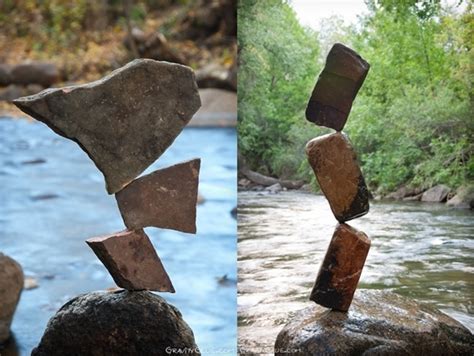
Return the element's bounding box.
[0,253,24,343]
[276,289,474,356]
[86,229,174,292]
[13,59,201,194]
[115,159,200,233]
[306,43,370,131]
[310,223,370,312]
[306,132,369,222]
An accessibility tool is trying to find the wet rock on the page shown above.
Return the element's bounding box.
[275,289,474,356]
[306,43,370,131]
[13,59,201,194]
[421,184,451,202]
[0,253,24,344]
[403,193,423,201]
[24,276,39,290]
[310,224,370,312]
[32,290,200,356]
[265,183,283,194]
[306,132,369,222]
[190,88,236,127]
[21,158,46,165]
[30,193,60,201]
[446,185,474,209]
[231,206,237,219]
[10,62,59,87]
[86,229,174,292]
[196,63,237,91]
[115,159,200,234]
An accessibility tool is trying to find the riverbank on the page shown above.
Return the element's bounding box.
[238,169,474,210]
[238,190,474,352]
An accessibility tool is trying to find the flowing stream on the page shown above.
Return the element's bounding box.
[238,190,473,354]
[0,117,237,356]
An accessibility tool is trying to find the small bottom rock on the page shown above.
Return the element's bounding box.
[275,289,473,355]
[32,290,200,356]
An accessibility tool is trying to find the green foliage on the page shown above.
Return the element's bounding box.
[239,0,473,193]
[238,0,320,175]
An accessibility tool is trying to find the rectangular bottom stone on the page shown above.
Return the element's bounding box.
[310,223,370,311]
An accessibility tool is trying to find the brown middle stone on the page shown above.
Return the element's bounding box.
[86,229,175,292]
[310,223,371,311]
[306,43,370,131]
[115,158,201,234]
[306,132,369,222]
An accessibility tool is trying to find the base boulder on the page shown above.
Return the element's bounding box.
[275,289,473,356]
[32,290,200,356]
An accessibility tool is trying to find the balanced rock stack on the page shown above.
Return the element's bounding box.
[306,43,371,311]
[13,59,202,354]
[275,44,474,355]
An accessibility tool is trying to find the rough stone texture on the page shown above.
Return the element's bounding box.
[32,290,200,356]
[13,59,201,194]
[306,43,370,131]
[0,253,24,344]
[115,159,200,233]
[306,132,369,222]
[310,224,370,311]
[86,229,174,292]
[421,184,451,202]
[10,62,59,87]
[447,185,474,209]
[275,289,474,356]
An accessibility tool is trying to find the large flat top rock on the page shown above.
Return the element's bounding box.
[276,289,474,355]
[13,59,201,194]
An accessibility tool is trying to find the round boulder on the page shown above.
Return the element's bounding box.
[32,290,200,355]
[275,289,473,355]
[0,253,24,344]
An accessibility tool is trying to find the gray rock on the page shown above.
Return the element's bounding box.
[13,59,201,194]
[421,184,451,202]
[196,63,237,91]
[265,183,283,194]
[0,85,25,102]
[447,185,474,209]
[275,289,473,356]
[32,290,200,355]
[385,185,423,200]
[0,253,24,344]
[10,62,59,87]
[0,64,12,86]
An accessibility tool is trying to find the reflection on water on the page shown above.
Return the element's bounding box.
[238,190,474,352]
[0,117,237,356]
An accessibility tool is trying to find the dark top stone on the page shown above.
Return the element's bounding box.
[275,289,474,356]
[13,59,201,194]
[306,43,370,131]
[32,290,200,356]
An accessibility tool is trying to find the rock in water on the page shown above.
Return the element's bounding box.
[275,289,474,356]
[115,159,200,233]
[310,224,370,311]
[32,290,200,356]
[12,59,201,194]
[306,132,369,222]
[0,253,24,344]
[421,184,451,202]
[86,229,174,292]
[306,43,370,131]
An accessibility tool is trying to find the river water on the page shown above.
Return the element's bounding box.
[0,117,237,356]
[238,190,473,353]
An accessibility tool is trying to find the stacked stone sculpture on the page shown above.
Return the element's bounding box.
[305,43,371,312]
[13,58,201,293]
